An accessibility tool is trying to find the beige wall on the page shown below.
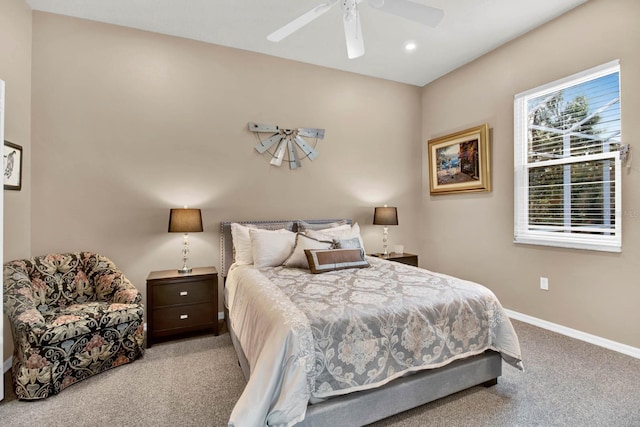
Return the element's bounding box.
[420,0,640,348]
[29,13,422,321]
[0,0,32,362]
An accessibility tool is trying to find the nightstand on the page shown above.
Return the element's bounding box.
[146,266,219,348]
[369,252,418,267]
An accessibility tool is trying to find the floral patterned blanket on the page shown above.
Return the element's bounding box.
[226,257,522,427]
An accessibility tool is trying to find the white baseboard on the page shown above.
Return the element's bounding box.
[505,309,640,359]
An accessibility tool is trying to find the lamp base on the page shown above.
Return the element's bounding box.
[382,226,389,256]
[178,233,192,274]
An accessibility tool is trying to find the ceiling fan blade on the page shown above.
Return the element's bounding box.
[374,0,444,27]
[343,7,365,59]
[267,1,337,42]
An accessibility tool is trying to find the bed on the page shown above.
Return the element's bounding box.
[220,219,522,427]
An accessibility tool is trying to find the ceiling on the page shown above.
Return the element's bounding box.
[26,0,588,87]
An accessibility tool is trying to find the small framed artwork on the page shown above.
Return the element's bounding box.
[427,124,491,195]
[4,140,23,191]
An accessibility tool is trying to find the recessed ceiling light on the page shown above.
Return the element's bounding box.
[404,42,417,52]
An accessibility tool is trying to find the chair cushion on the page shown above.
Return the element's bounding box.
[40,302,143,345]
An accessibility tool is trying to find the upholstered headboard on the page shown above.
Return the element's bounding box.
[219,219,351,278]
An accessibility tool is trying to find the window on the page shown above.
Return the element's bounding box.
[514,60,624,252]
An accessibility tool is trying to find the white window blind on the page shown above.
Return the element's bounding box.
[514,60,623,252]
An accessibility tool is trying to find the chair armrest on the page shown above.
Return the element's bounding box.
[3,261,47,335]
[82,253,142,304]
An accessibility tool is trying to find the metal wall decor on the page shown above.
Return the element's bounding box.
[249,122,325,169]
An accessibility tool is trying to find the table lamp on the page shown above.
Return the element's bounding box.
[373,205,398,256]
[168,207,203,273]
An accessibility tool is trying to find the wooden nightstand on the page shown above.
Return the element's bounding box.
[369,252,418,267]
[146,266,219,348]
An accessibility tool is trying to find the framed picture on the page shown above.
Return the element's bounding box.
[4,140,23,191]
[427,124,491,195]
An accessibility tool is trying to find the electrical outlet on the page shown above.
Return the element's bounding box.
[540,277,549,291]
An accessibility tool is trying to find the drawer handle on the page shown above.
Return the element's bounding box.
[179,291,188,296]
[180,314,189,320]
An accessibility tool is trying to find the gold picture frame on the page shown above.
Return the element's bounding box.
[427,124,491,195]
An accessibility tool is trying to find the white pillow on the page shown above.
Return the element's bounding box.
[306,223,366,254]
[250,228,296,268]
[283,233,334,269]
[230,223,257,265]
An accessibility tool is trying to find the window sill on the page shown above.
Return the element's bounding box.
[513,237,621,253]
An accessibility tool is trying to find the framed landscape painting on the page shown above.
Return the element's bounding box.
[4,140,23,191]
[427,124,491,195]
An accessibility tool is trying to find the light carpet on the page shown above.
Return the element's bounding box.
[1,320,639,426]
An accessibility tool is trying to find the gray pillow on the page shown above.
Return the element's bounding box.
[335,237,364,257]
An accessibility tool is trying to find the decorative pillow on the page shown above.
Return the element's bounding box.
[283,233,334,269]
[250,228,296,268]
[230,221,294,265]
[305,223,365,254]
[304,248,370,274]
[296,220,349,232]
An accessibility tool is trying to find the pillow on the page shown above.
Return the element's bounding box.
[230,223,257,265]
[230,221,295,265]
[305,223,365,254]
[296,220,349,232]
[335,237,365,257]
[335,237,362,249]
[304,248,370,274]
[250,228,296,268]
[283,233,334,269]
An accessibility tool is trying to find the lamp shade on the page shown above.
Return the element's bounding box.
[373,206,398,226]
[168,208,203,233]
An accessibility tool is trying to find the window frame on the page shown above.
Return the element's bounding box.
[514,60,622,253]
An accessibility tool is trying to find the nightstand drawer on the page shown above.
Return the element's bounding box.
[152,280,213,307]
[152,303,215,332]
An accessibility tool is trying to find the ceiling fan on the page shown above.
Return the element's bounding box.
[267,0,444,59]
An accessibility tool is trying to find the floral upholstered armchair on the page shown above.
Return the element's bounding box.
[3,252,145,400]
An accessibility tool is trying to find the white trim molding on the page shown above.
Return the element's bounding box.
[505,309,640,360]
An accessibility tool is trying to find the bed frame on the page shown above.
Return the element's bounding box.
[220,219,502,426]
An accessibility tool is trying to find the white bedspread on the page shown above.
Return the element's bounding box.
[226,258,522,427]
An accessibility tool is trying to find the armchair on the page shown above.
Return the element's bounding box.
[3,252,145,400]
